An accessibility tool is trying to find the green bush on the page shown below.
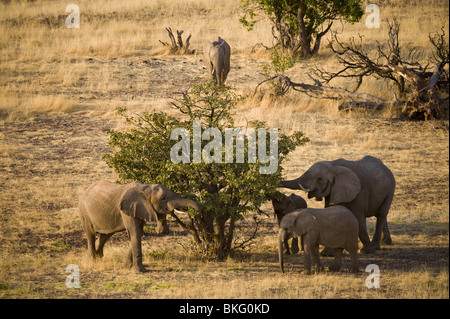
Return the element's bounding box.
[240,0,364,57]
[104,81,308,260]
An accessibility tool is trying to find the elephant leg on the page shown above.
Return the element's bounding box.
[312,244,323,273]
[283,238,291,255]
[126,243,133,268]
[372,216,387,250]
[215,72,221,85]
[282,231,291,255]
[86,232,97,260]
[222,53,230,84]
[330,248,343,272]
[205,58,214,81]
[376,194,394,246]
[127,240,145,273]
[124,217,146,273]
[290,237,299,254]
[303,243,313,275]
[349,250,360,273]
[131,225,146,273]
[216,63,223,86]
[358,216,375,254]
[221,71,227,84]
[382,219,392,245]
[96,233,113,258]
[221,63,228,84]
[320,246,335,257]
[156,213,169,234]
[82,220,97,259]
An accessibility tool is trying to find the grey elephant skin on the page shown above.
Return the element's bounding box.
[279,155,395,254]
[203,37,230,85]
[272,193,307,255]
[78,180,201,272]
[278,206,360,274]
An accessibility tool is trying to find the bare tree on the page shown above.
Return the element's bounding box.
[159,27,194,54]
[256,19,449,120]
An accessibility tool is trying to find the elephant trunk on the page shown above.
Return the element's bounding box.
[278,228,286,273]
[297,171,313,191]
[279,178,302,190]
[167,196,201,212]
[279,174,311,192]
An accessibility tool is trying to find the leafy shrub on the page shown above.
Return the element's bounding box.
[104,81,308,260]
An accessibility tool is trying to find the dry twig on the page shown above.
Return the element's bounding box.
[159,27,194,54]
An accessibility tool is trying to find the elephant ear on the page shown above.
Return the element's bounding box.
[120,186,158,222]
[284,196,297,214]
[279,212,298,230]
[293,211,317,237]
[330,166,361,205]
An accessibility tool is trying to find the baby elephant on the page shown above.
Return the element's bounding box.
[278,206,360,274]
[272,193,307,255]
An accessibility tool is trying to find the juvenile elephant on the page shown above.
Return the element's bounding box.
[203,37,230,85]
[272,193,307,255]
[278,206,360,274]
[279,155,395,254]
[78,180,201,272]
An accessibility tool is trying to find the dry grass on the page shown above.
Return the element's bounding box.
[0,0,448,299]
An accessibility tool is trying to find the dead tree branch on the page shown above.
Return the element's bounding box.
[309,19,449,120]
[255,74,386,104]
[254,20,449,119]
[159,27,194,54]
[232,215,262,251]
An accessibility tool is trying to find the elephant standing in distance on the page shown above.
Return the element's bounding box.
[272,193,307,255]
[278,206,360,274]
[78,180,201,272]
[279,155,395,254]
[203,37,230,86]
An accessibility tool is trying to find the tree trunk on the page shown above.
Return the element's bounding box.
[214,214,228,261]
[312,22,333,55]
[296,0,312,57]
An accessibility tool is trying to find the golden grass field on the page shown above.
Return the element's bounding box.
[0,0,449,299]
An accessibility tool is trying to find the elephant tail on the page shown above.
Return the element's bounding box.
[278,228,286,273]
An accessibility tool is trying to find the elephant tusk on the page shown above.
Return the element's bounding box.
[173,209,188,214]
[298,183,310,192]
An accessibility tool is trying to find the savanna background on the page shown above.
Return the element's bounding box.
[0,0,448,299]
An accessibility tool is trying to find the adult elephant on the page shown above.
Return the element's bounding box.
[203,37,230,85]
[279,155,395,254]
[79,180,201,272]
